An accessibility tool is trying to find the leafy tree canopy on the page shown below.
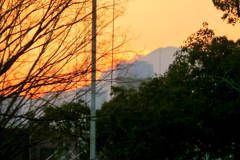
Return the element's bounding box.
[30,101,90,159]
[212,0,240,24]
[38,101,90,137]
[97,24,240,159]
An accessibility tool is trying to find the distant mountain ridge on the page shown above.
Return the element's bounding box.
[138,46,179,75]
[27,47,180,108]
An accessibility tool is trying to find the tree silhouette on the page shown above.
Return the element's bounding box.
[212,0,240,24]
[0,0,132,159]
[97,24,240,159]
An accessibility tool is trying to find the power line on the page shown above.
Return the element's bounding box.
[111,0,116,88]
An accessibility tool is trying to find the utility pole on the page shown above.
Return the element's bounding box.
[90,0,97,159]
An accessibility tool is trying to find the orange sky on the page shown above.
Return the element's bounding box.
[2,0,240,98]
[117,0,240,52]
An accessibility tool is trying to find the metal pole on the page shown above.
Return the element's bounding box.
[90,0,97,159]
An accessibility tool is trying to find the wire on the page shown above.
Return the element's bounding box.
[111,0,115,88]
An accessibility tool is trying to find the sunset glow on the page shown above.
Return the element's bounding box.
[2,0,239,99]
[1,0,144,98]
[1,48,148,98]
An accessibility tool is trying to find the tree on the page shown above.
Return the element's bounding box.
[0,0,132,159]
[212,0,240,24]
[165,23,240,159]
[32,101,90,160]
[97,24,240,159]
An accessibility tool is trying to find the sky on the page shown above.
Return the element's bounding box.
[116,0,240,52]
